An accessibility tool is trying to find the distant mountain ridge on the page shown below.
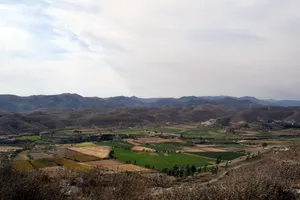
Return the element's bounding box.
[0,93,299,112]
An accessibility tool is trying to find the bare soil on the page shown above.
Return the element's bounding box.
[68,146,111,159]
[88,160,151,172]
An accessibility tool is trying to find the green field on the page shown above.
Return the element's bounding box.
[30,158,58,168]
[16,136,40,141]
[180,127,224,138]
[116,128,146,135]
[114,148,213,170]
[189,152,246,161]
[28,158,94,170]
[146,127,182,134]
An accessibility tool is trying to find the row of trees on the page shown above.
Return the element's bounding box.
[161,164,209,177]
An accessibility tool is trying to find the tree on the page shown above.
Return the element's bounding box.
[216,156,222,165]
[262,142,268,149]
[203,164,208,172]
[109,150,115,159]
[197,167,202,173]
[173,165,179,176]
[185,164,191,176]
[179,168,184,177]
[191,164,196,174]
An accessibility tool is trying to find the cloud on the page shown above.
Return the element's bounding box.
[0,0,300,99]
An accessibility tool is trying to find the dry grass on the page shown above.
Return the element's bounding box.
[0,146,22,152]
[14,151,29,160]
[68,146,111,159]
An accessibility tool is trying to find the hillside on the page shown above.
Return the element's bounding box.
[0,105,237,135]
[0,94,258,112]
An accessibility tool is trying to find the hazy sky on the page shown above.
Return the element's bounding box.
[0,0,300,99]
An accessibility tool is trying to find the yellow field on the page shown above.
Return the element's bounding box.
[68,146,111,158]
[183,147,226,153]
[13,160,34,171]
[132,146,156,152]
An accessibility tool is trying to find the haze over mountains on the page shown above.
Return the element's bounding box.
[1,94,300,113]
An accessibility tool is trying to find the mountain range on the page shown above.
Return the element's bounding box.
[1,93,300,113]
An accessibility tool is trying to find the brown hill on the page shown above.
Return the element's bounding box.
[0,105,237,135]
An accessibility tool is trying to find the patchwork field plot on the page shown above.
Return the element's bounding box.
[14,151,29,160]
[183,146,226,153]
[189,152,246,160]
[27,157,94,171]
[146,127,182,134]
[52,149,99,162]
[68,146,111,159]
[142,142,186,152]
[125,138,183,145]
[75,142,96,147]
[132,146,156,152]
[30,158,58,169]
[28,152,53,160]
[114,148,214,170]
[88,160,151,172]
[55,158,94,171]
[16,136,40,141]
[13,160,34,171]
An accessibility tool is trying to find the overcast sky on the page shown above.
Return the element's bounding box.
[0,0,300,99]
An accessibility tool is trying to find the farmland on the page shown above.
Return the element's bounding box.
[189,152,246,160]
[6,122,300,175]
[13,160,34,171]
[113,147,214,170]
[53,149,99,162]
[68,146,111,159]
[88,160,151,172]
[16,136,40,141]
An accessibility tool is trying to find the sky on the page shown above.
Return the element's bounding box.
[0,0,300,99]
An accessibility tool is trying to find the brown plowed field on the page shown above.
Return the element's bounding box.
[88,160,151,172]
[68,146,111,159]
